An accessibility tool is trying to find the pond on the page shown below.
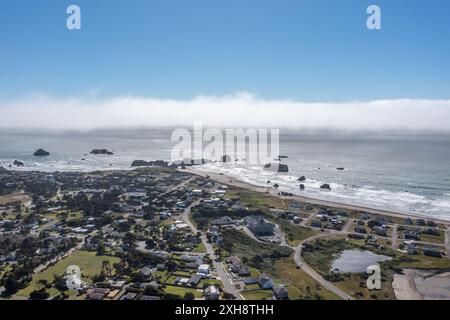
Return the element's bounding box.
[331,249,392,273]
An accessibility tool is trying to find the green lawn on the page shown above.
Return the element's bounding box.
[225,187,289,210]
[16,251,120,298]
[163,285,203,298]
[221,229,293,274]
[271,256,341,300]
[398,253,450,269]
[192,242,207,253]
[420,231,445,244]
[267,216,319,245]
[241,289,274,300]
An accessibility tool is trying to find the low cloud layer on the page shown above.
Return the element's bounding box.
[1,93,450,131]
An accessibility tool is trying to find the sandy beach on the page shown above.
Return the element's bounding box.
[182,167,450,225]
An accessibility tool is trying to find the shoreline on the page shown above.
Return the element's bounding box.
[3,164,449,224]
[182,167,450,225]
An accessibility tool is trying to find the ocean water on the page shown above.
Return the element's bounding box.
[1,128,450,220]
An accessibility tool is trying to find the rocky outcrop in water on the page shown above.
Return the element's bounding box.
[336,167,345,171]
[264,163,289,173]
[131,160,150,167]
[131,160,169,167]
[90,149,114,155]
[13,160,24,167]
[298,176,306,182]
[320,183,331,190]
[33,149,50,156]
[299,184,305,190]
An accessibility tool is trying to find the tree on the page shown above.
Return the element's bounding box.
[184,292,195,300]
[29,289,50,300]
[96,241,105,256]
[101,260,111,277]
[145,239,157,250]
[37,279,50,290]
[166,260,178,272]
[143,285,159,296]
[4,274,20,294]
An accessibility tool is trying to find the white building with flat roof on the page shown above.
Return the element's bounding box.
[197,264,210,276]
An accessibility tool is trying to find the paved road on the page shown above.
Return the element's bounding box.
[242,227,264,244]
[182,202,242,300]
[293,233,354,300]
[445,228,450,258]
[391,225,399,250]
[300,213,315,227]
[343,219,354,233]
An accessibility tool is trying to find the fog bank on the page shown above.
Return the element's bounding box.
[1,93,450,131]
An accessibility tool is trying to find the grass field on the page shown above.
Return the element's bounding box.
[192,242,207,253]
[162,285,203,298]
[225,187,289,210]
[302,237,399,300]
[16,251,120,298]
[267,216,319,245]
[398,253,450,269]
[221,229,292,273]
[334,270,396,300]
[0,192,30,205]
[241,289,274,300]
[271,256,341,300]
[302,237,354,275]
[419,231,446,244]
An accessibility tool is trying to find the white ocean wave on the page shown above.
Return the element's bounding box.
[194,163,450,219]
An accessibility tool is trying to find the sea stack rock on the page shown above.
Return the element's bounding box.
[320,184,331,190]
[90,149,114,155]
[264,163,289,173]
[299,184,305,190]
[298,176,306,182]
[336,167,345,171]
[33,149,50,156]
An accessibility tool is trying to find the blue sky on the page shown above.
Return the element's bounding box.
[1,0,450,101]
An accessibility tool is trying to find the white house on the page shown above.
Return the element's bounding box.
[197,264,210,276]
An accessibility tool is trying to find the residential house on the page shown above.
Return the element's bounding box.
[204,286,220,300]
[273,286,289,300]
[423,246,442,258]
[244,216,275,236]
[197,264,210,277]
[258,274,274,289]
